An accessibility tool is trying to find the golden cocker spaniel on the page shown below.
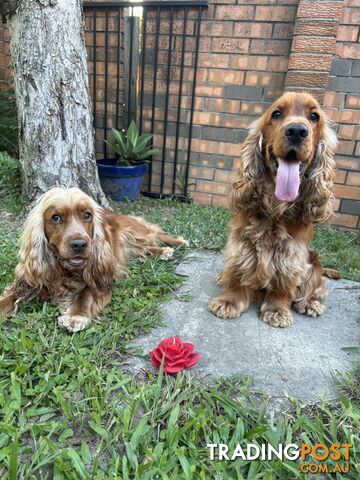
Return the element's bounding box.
[0,187,187,332]
[209,92,340,328]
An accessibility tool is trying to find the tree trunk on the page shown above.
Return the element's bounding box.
[5,0,109,207]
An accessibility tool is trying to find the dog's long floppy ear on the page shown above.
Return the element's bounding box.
[15,194,60,289]
[229,118,265,212]
[83,210,118,291]
[301,119,338,223]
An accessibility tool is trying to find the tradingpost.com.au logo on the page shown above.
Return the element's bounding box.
[207,442,353,475]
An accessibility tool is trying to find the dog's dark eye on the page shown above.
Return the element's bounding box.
[271,110,282,120]
[84,212,92,221]
[310,112,319,122]
[52,214,62,224]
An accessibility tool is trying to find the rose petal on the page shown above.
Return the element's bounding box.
[151,348,161,360]
[151,355,161,369]
[184,352,200,368]
[163,362,186,374]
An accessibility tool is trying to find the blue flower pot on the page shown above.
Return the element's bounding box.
[97,159,148,202]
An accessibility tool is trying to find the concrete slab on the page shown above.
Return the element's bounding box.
[128,251,360,403]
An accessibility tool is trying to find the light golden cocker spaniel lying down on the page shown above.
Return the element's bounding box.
[209,92,340,328]
[0,187,187,332]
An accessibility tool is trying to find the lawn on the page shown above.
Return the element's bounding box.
[0,159,359,478]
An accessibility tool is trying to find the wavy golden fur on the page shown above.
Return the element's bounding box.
[209,92,340,328]
[0,187,187,332]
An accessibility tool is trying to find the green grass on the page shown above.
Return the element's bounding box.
[0,188,359,477]
[117,196,360,281]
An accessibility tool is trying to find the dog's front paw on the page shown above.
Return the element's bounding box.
[159,247,174,261]
[261,310,294,328]
[294,299,325,317]
[58,314,91,332]
[209,298,241,319]
[178,236,190,247]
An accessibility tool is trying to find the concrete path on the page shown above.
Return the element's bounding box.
[129,251,359,403]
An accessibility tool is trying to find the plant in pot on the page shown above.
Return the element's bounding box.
[97,121,157,201]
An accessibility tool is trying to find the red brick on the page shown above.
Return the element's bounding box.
[222,115,253,129]
[201,22,234,37]
[208,69,245,85]
[337,25,359,42]
[196,180,229,195]
[198,53,229,69]
[323,92,345,108]
[215,5,255,21]
[191,139,218,154]
[214,169,235,183]
[189,166,215,181]
[286,72,329,89]
[255,6,296,21]
[267,57,289,72]
[212,195,229,207]
[337,109,360,124]
[295,19,338,37]
[347,172,360,186]
[337,140,356,155]
[336,43,360,60]
[330,213,358,229]
[333,197,341,212]
[251,39,290,55]
[335,170,347,184]
[297,2,342,19]
[335,155,359,170]
[346,95,360,109]
[292,36,336,54]
[193,111,222,126]
[233,22,272,39]
[241,102,269,115]
[191,192,212,206]
[333,184,360,200]
[205,98,241,114]
[212,37,249,54]
[273,23,295,39]
[340,7,360,25]
[194,84,224,98]
[338,125,360,141]
[230,55,268,71]
[288,54,332,72]
[246,72,284,88]
[218,142,242,157]
[263,88,284,102]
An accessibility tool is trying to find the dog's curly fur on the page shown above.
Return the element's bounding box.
[209,92,340,328]
[0,187,187,332]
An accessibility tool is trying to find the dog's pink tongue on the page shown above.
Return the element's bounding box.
[275,158,301,203]
[70,257,84,265]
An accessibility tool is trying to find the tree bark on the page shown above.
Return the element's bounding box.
[5,0,109,207]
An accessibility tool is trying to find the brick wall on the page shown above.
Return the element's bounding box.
[187,0,299,207]
[323,0,360,229]
[0,0,359,228]
[0,19,11,90]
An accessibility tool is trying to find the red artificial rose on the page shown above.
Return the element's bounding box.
[150,336,200,374]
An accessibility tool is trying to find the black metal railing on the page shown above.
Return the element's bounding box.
[83,1,207,200]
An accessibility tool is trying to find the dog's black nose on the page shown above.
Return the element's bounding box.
[285,124,309,144]
[70,239,87,253]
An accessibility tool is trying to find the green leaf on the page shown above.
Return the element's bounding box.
[127,120,139,146]
[88,421,111,443]
[8,434,18,480]
[177,452,191,480]
[138,148,158,160]
[67,448,89,480]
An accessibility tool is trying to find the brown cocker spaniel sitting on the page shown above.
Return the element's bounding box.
[209,92,340,328]
[0,187,187,332]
